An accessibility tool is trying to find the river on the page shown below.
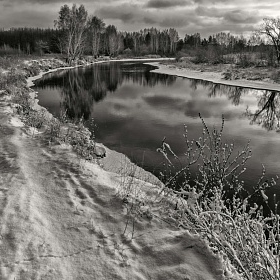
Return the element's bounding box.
[32,60,280,209]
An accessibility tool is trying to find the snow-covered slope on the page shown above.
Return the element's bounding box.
[0,83,226,279]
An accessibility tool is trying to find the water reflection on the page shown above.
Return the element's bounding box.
[190,79,244,106]
[35,62,176,120]
[33,62,280,207]
[35,63,280,133]
[187,79,280,132]
[245,91,280,132]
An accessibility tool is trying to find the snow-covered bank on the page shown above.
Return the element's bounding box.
[148,62,280,91]
[0,58,228,279]
[27,57,175,87]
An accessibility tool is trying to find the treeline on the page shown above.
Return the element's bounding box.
[0,27,181,58]
[0,4,273,63]
[177,31,274,65]
[0,4,181,60]
[0,28,268,56]
[0,28,61,55]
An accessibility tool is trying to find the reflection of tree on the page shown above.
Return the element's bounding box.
[189,78,244,106]
[208,83,243,106]
[121,63,176,87]
[61,70,94,120]
[107,62,122,92]
[34,62,177,120]
[246,91,280,131]
[188,78,280,132]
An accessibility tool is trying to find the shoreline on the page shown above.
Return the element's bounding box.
[27,57,175,87]
[27,56,280,186]
[26,57,163,185]
[147,62,280,92]
[27,57,280,184]
[1,56,276,279]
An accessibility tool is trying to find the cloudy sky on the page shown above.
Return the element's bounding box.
[0,0,279,38]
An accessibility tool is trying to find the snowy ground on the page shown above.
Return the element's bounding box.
[148,62,280,91]
[0,65,226,279]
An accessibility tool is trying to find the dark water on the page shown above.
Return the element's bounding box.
[33,61,280,206]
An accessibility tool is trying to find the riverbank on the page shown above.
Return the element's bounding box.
[0,57,228,279]
[27,57,175,87]
[148,61,280,91]
[1,56,279,280]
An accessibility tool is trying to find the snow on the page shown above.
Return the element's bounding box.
[0,102,226,279]
[147,62,280,92]
[0,58,236,279]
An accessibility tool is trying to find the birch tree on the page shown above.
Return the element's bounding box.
[87,15,105,58]
[54,4,88,64]
[106,25,118,57]
[169,28,179,54]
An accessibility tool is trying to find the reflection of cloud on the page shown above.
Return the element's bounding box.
[35,63,280,192]
[184,99,236,119]
[141,78,253,125]
[143,95,185,110]
[109,103,131,117]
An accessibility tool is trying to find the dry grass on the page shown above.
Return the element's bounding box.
[155,116,280,279]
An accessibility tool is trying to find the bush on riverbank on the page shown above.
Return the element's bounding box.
[154,115,280,279]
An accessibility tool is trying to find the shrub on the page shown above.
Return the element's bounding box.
[192,47,224,64]
[236,53,254,68]
[0,68,26,91]
[24,109,46,129]
[13,89,33,113]
[156,115,279,279]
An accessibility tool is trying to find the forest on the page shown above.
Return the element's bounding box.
[0,4,276,66]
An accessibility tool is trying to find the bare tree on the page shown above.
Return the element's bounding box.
[54,4,88,64]
[258,17,280,64]
[87,15,105,58]
[150,28,159,54]
[106,25,118,57]
[169,28,179,54]
[117,33,125,54]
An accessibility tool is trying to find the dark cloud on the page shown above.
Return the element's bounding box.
[143,16,158,25]
[0,0,279,37]
[3,9,55,28]
[159,16,189,28]
[2,0,64,4]
[21,0,100,2]
[26,0,63,3]
[224,10,259,24]
[194,0,228,3]
[195,6,223,17]
[96,5,139,23]
[146,0,189,9]
[1,0,116,5]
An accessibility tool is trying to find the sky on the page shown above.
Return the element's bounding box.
[0,0,280,38]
